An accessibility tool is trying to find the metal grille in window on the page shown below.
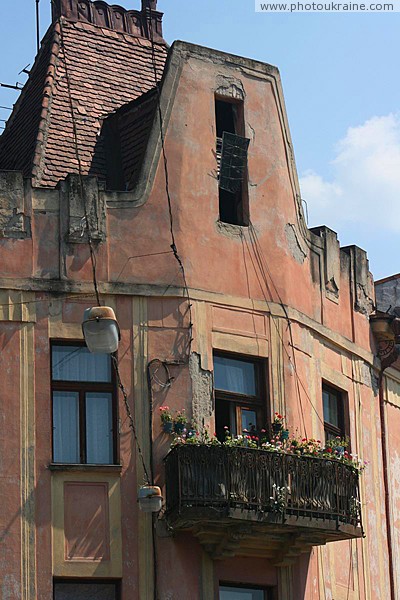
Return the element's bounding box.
[216,136,223,177]
[218,131,250,193]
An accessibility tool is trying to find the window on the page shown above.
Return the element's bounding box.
[51,343,117,464]
[214,353,265,441]
[322,383,348,442]
[215,98,249,226]
[219,585,273,600]
[54,580,119,599]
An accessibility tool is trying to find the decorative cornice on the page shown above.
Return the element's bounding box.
[51,0,164,41]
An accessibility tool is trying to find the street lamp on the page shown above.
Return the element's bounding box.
[82,306,120,354]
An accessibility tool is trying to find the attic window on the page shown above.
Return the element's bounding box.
[215,98,249,226]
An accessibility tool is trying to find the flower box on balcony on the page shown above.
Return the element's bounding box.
[164,444,363,561]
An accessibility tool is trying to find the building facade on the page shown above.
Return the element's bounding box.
[0,1,398,598]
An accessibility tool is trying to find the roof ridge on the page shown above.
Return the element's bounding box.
[31,22,62,185]
[52,0,165,43]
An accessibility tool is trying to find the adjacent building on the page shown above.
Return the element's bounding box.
[0,1,398,598]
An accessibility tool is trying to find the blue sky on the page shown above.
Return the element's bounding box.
[1,1,399,279]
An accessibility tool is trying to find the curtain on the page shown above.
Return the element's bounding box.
[53,392,79,463]
[214,356,256,395]
[52,345,111,383]
[85,392,113,464]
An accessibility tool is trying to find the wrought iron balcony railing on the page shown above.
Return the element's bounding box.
[164,445,363,560]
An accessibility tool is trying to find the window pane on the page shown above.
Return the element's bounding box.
[86,392,113,464]
[241,408,257,433]
[53,392,80,463]
[219,586,264,600]
[323,389,339,428]
[52,345,111,382]
[214,356,256,395]
[54,582,116,599]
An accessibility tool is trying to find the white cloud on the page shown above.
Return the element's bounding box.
[299,114,400,233]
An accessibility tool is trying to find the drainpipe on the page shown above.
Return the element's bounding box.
[378,371,396,600]
[370,312,398,600]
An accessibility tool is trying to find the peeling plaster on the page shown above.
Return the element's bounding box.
[285,223,307,264]
[189,352,213,426]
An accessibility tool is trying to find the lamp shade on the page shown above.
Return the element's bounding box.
[138,486,163,513]
[82,306,121,354]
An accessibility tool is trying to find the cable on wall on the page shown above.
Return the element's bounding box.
[56,9,101,307]
[113,355,152,485]
[147,6,193,359]
[52,5,153,489]
[249,221,326,430]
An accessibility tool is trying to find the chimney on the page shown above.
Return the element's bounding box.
[51,0,163,40]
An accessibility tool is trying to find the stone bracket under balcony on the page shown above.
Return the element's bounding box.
[164,445,363,562]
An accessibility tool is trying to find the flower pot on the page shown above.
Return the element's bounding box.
[174,422,186,435]
[280,429,289,440]
[162,421,173,434]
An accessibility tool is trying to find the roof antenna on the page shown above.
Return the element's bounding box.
[36,0,40,54]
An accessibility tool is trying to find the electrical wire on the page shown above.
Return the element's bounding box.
[147,6,193,359]
[241,229,308,437]
[246,221,326,431]
[0,250,175,311]
[112,355,151,485]
[52,7,153,492]
[57,14,101,307]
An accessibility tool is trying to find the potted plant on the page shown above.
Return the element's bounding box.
[174,409,187,434]
[159,406,173,434]
[272,413,285,434]
[280,428,290,441]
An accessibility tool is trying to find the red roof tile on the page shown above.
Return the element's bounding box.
[0,0,167,188]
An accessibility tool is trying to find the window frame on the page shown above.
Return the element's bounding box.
[53,578,121,600]
[219,582,275,600]
[213,351,267,438]
[214,95,249,227]
[50,340,118,465]
[322,381,349,443]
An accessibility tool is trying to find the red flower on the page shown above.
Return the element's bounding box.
[327,447,333,453]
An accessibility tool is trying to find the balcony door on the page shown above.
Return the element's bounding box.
[213,352,266,441]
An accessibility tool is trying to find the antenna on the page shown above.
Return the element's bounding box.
[0,82,23,91]
[18,64,31,76]
[36,0,40,54]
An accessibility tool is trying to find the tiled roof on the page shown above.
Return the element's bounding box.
[0,1,168,188]
[0,26,57,180]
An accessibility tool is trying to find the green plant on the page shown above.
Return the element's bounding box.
[175,409,187,424]
[349,496,362,519]
[171,424,221,447]
[223,428,258,449]
[272,413,285,427]
[269,483,289,513]
[159,406,172,423]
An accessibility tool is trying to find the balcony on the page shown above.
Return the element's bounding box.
[164,445,363,563]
